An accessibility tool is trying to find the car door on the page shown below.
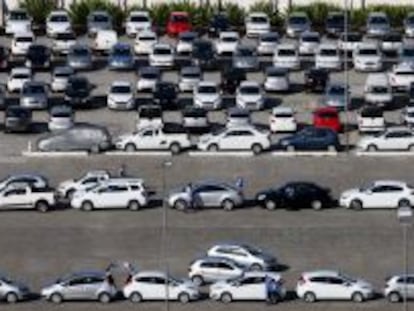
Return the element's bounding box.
[195,185,227,207]
[234,276,265,300]
[62,277,88,300]
[137,128,157,149]
[216,262,239,281]
[385,130,414,150]
[326,276,350,300]
[0,188,29,209]
[219,130,240,150]
[365,185,402,208]
[198,262,220,282]
[95,184,129,209]
[82,276,104,300]
[308,277,331,299]
[152,277,167,300]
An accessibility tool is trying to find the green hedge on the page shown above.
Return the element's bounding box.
[351,5,414,28]
[19,0,56,25]
[289,2,342,27]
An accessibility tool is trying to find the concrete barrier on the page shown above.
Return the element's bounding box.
[189,151,254,157]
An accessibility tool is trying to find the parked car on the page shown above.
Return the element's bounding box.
[256,182,332,210]
[67,44,93,70]
[188,257,244,285]
[232,45,259,70]
[11,32,34,57]
[193,81,222,110]
[48,105,74,131]
[384,274,414,302]
[245,12,270,37]
[313,107,341,132]
[41,270,117,303]
[0,184,55,212]
[340,180,414,209]
[136,66,160,92]
[5,10,31,35]
[398,44,414,65]
[198,125,270,154]
[210,272,285,303]
[182,107,210,130]
[324,82,349,109]
[0,173,47,190]
[207,243,278,271]
[107,81,134,110]
[279,127,340,151]
[125,10,152,37]
[4,106,32,133]
[298,31,320,55]
[236,81,265,110]
[338,32,362,54]
[166,11,191,36]
[304,68,329,92]
[108,43,134,70]
[215,31,239,56]
[273,43,300,70]
[264,67,290,92]
[315,44,341,70]
[404,12,414,37]
[52,32,76,56]
[226,107,251,127]
[192,39,217,69]
[257,32,279,55]
[134,30,157,55]
[357,127,414,151]
[57,170,110,199]
[353,43,383,72]
[381,32,403,54]
[389,62,414,92]
[153,81,178,108]
[7,67,32,93]
[51,66,74,92]
[25,44,50,69]
[167,180,244,211]
[0,274,31,303]
[364,73,392,107]
[149,43,174,68]
[179,66,202,92]
[176,31,197,55]
[221,67,246,94]
[0,85,6,109]
[136,104,163,129]
[357,106,385,133]
[65,75,93,107]
[269,107,297,133]
[208,13,230,37]
[296,270,375,302]
[402,103,414,126]
[46,10,72,37]
[123,271,199,303]
[37,124,111,153]
[366,12,390,37]
[325,11,345,37]
[20,81,48,110]
[87,10,112,36]
[286,12,311,37]
[93,29,117,54]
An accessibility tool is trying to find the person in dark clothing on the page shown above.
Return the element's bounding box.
[265,275,280,304]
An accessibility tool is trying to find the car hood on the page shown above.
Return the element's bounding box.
[109,93,133,101]
[195,94,219,101]
[341,188,360,198]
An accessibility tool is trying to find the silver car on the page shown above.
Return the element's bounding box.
[51,66,74,92]
[232,45,259,70]
[167,180,244,211]
[87,11,112,36]
[384,274,414,302]
[67,44,93,70]
[286,12,310,38]
[179,66,202,92]
[324,82,349,109]
[366,12,390,37]
[48,105,74,131]
[0,173,48,191]
[41,270,117,303]
[20,81,48,110]
[0,274,31,303]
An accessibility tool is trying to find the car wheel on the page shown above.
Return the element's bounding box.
[66,189,75,201]
[50,292,63,304]
[250,263,263,271]
[220,292,232,304]
[128,200,140,211]
[311,200,323,210]
[129,291,143,303]
[398,199,411,208]
[170,143,181,155]
[303,291,316,303]
[388,291,401,303]
[265,199,277,210]
[178,292,190,304]
[125,143,137,152]
[191,275,204,286]
[81,201,94,211]
[174,199,188,211]
[367,144,378,152]
[286,145,295,152]
[98,292,111,303]
[35,200,49,212]
[252,143,263,155]
[221,199,235,211]
[207,144,219,152]
[352,291,364,303]
[350,199,363,210]
[5,292,18,303]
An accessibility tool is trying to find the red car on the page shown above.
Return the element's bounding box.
[313,107,342,132]
[166,12,191,36]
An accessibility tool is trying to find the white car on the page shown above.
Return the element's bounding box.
[188,257,245,286]
[264,67,290,92]
[315,44,341,70]
[123,271,199,303]
[11,32,34,57]
[257,32,279,55]
[197,125,270,154]
[402,106,414,126]
[384,274,414,302]
[46,10,72,37]
[357,127,414,151]
[358,107,385,133]
[381,32,403,53]
[338,32,362,54]
[70,178,148,211]
[107,81,135,110]
[149,43,174,68]
[52,32,76,55]
[389,62,414,92]
[193,81,222,110]
[207,243,278,271]
[93,29,117,54]
[57,170,110,199]
[270,107,297,133]
[5,10,31,35]
[236,81,265,110]
[215,31,240,56]
[353,43,383,72]
[179,66,202,92]
[210,272,285,303]
[286,12,311,38]
[0,184,55,212]
[136,67,160,92]
[0,274,30,303]
[405,12,414,38]
[296,270,374,302]
[245,12,270,37]
[134,30,157,55]
[51,66,74,92]
[340,180,414,209]
[125,10,152,37]
[366,12,390,37]
[298,31,320,55]
[7,67,32,93]
[273,44,300,70]
[176,31,197,54]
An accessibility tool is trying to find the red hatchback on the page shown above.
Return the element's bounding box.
[313,107,342,132]
[166,12,191,36]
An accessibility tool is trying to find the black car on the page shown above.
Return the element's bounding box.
[325,12,345,37]
[208,13,230,37]
[26,44,50,69]
[256,182,332,210]
[4,106,32,133]
[304,68,329,93]
[221,67,246,94]
[153,81,178,109]
[279,126,340,151]
[410,82,414,106]
[64,76,93,107]
[192,39,217,70]
[0,45,9,70]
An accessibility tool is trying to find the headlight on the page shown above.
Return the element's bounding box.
[257,194,266,201]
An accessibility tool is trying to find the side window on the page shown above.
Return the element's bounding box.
[85,276,103,284]
[68,277,86,286]
[5,188,27,196]
[310,277,328,283]
[136,277,152,283]
[225,131,238,137]
[329,277,344,285]
[240,277,256,285]
[371,185,387,193]
[239,130,254,136]
[218,262,233,270]
[153,277,166,285]
[82,177,98,184]
[200,262,215,269]
[142,130,153,137]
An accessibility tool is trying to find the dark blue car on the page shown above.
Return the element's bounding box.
[279,127,340,151]
[108,43,134,70]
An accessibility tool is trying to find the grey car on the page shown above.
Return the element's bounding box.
[179,66,202,92]
[233,45,259,70]
[67,44,93,70]
[0,274,31,303]
[20,81,48,110]
[167,180,244,211]
[0,84,6,109]
[323,82,349,109]
[37,124,111,153]
[41,270,117,303]
[286,12,311,38]
[399,44,414,65]
[87,11,112,36]
[4,107,32,133]
[366,12,390,37]
[0,173,48,190]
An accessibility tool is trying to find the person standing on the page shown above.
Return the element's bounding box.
[265,275,279,304]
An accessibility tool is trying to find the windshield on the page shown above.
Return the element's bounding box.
[93,14,109,22]
[343,33,361,42]
[359,49,377,56]
[240,86,259,94]
[29,46,47,54]
[7,109,29,118]
[50,15,68,22]
[139,35,155,41]
[278,49,295,56]
[113,47,130,56]
[24,85,44,94]
[56,33,75,40]
[370,86,388,94]
[171,15,188,23]
[73,48,88,56]
[289,16,307,25]
[303,35,319,42]
[55,72,71,78]
[222,36,237,42]
[327,15,344,24]
[142,72,157,79]
[320,49,337,56]
[52,111,71,117]
[182,72,200,78]
[261,35,278,42]
[198,86,217,93]
[16,37,32,42]
[10,11,28,20]
[268,71,285,77]
[369,16,388,25]
[71,80,88,89]
[154,48,171,55]
[328,86,345,95]
[402,48,414,57]
[130,15,149,22]
[250,16,268,23]
[180,34,195,42]
[13,74,29,79]
[237,48,254,56]
[111,85,131,93]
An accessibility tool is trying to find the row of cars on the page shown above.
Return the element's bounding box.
[0,171,414,211]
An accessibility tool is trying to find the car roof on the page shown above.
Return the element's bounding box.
[50,105,72,114]
[170,11,189,16]
[368,12,388,18]
[153,43,171,49]
[318,43,337,50]
[277,43,297,49]
[137,30,156,37]
[50,10,68,15]
[289,12,308,18]
[301,31,320,38]
[129,10,149,16]
[266,66,288,74]
[113,42,130,49]
[179,31,197,38]
[372,180,407,187]
[11,67,31,75]
[197,81,217,87]
[65,270,106,279]
[181,66,201,75]
[272,106,294,114]
[133,270,166,278]
[100,178,144,185]
[303,270,341,278]
[260,32,279,39]
[243,271,281,279]
[393,62,414,72]
[85,170,109,176]
[239,81,260,87]
[23,81,46,87]
[192,180,235,188]
[13,32,34,38]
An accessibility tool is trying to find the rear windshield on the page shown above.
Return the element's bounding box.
[240,86,259,94]
[320,49,337,56]
[51,110,71,117]
[139,35,155,41]
[10,11,28,20]
[171,15,188,23]
[7,109,30,117]
[222,36,238,42]
[130,15,149,22]
[361,109,383,117]
[261,35,278,42]
[358,48,377,55]
[182,72,200,78]
[113,47,130,56]
[328,85,345,95]
[198,86,217,93]
[141,72,157,79]
[278,49,295,56]
[369,86,389,93]
[250,16,268,23]
[289,16,307,24]
[56,33,75,40]
[139,108,162,118]
[274,112,293,117]
[184,109,206,117]
[13,73,30,79]
[342,33,361,42]
[111,85,131,93]
[54,72,71,78]
[302,35,319,42]
[369,16,388,24]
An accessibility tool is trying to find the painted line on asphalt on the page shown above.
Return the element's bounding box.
[355,151,414,157]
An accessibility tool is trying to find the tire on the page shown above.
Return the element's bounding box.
[191,275,204,286]
[128,200,140,211]
[352,291,364,303]
[252,143,263,155]
[350,199,363,210]
[265,199,277,210]
[35,200,49,212]
[303,291,316,303]
[367,144,378,152]
[287,145,295,152]
[250,263,263,271]
[129,291,143,303]
[220,292,232,304]
[388,291,401,303]
[398,199,411,208]
[178,292,190,304]
[170,143,181,155]
[207,144,219,152]
[81,201,94,211]
[66,189,75,201]
[50,292,63,304]
[311,200,323,210]
[125,143,137,152]
[174,199,188,211]
[98,292,111,303]
[5,292,18,303]
[221,199,235,211]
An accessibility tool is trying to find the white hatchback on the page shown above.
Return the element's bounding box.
[134,30,157,54]
[215,31,240,56]
[125,11,152,37]
[193,81,222,110]
[273,44,300,70]
[315,44,341,70]
[149,43,174,68]
[353,43,383,72]
[46,10,72,37]
[236,81,265,110]
[270,107,297,133]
